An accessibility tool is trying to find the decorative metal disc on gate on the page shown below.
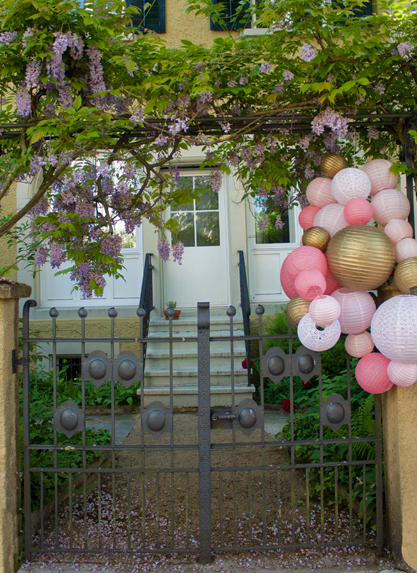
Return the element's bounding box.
[53,400,85,438]
[142,401,172,438]
[113,351,143,388]
[261,347,290,384]
[292,346,321,382]
[320,393,351,431]
[235,398,263,436]
[82,350,110,387]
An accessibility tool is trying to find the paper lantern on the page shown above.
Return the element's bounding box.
[326,225,396,291]
[321,153,348,178]
[371,189,410,226]
[299,206,321,231]
[370,295,417,363]
[331,288,376,334]
[331,168,371,205]
[302,227,331,252]
[286,296,311,328]
[298,313,341,352]
[395,238,417,263]
[295,269,327,300]
[309,295,341,327]
[284,246,328,282]
[343,198,373,225]
[345,332,374,358]
[306,178,337,208]
[394,258,417,293]
[280,259,298,299]
[355,353,393,395]
[313,203,349,237]
[361,159,399,196]
[384,219,413,246]
[387,361,417,387]
[324,270,342,295]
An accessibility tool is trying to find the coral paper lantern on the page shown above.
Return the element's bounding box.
[286,296,311,328]
[299,206,321,231]
[321,153,348,178]
[302,227,331,252]
[384,219,413,246]
[324,270,342,295]
[306,178,337,208]
[387,361,417,388]
[395,238,417,263]
[331,168,371,205]
[284,246,328,282]
[371,189,410,226]
[313,203,349,237]
[280,259,298,299]
[394,257,417,293]
[343,198,373,225]
[361,159,399,196]
[295,269,327,300]
[326,225,396,291]
[355,353,393,394]
[309,295,341,327]
[298,313,341,352]
[370,295,417,363]
[331,288,376,334]
[345,332,374,358]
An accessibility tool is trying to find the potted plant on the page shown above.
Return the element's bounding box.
[163,300,181,320]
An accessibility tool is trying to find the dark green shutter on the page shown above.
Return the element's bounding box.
[126,0,166,33]
[331,1,373,18]
[210,0,251,31]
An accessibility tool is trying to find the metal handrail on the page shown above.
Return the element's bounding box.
[238,250,251,386]
[139,253,154,366]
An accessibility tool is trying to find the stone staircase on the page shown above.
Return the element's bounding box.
[141,312,256,407]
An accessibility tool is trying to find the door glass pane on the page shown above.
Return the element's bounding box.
[196,213,220,246]
[255,195,290,244]
[196,189,219,211]
[172,212,195,246]
[172,177,194,212]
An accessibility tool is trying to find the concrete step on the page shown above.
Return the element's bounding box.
[149,314,243,333]
[145,347,247,369]
[145,329,246,353]
[143,384,256,408]
[144,368,249,388]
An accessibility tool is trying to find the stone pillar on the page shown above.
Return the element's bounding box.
[383,385,417,571]
[0,281,31,573]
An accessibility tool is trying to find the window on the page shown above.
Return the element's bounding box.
[332,0,373,18]
[58,356,82,381]
[254,194,294,244]
[125,0,165,33]
[210,0,251,30]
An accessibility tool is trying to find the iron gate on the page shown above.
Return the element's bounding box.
[21,299,383,561]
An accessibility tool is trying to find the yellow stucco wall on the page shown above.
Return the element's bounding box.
[0,183,18,281]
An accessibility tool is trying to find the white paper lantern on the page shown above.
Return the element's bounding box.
[384,219,413,246]
[345,331,374,358]
[371,295,417,364]
[395,238,417,263]
[297,313,341,352]
[331,288,376,334]
[309,295,341,327]
[306,177,337,208]
[331,168,371,205]
[371,189,410,226]
[387,361,417,387]
[313,203,349,237]
[361,159,400,196]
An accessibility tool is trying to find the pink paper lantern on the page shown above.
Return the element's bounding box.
[371,189,410,226]
[387,361,417,387]
[331,288,376,334]
[395,238,417,263]
[309,295,341,327]
[294,269,327,300]
[313,204,349,237]
[345,331,374,358]
[343,198,373,225]
[331,168,371,205]
[384,219,414,245]
[280,258,298,299]
[361,159,400,196]
[284,246,328,282]
[299,206,321,231]
[306,178,337,208]
[297,313,341,352]
[355,353,393,394]
[323,270,342,295]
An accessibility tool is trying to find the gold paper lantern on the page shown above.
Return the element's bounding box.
[321,153,348,178]
[394,257,417,293]
[286,296,311,328]
[377,275,402,304]
[302,226,331,252]
[326,225,396,291]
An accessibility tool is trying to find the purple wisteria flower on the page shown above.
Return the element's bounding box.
[168,118,189,136]
[130,108,144,125]
[311,107,349,139]
[86,45,106,97]
[50,242,66,269]
[257,216,268,232]
[25,59,43,89]
[327,74,334,83]
[239,75,248,85]
[16,88,32,117]
[172,241,184,265]
[275,215,284,231]
[101,235,122,257]
[35,247,48,266]
[210,171,222,193]
[22,28,37,48]
[228,79,237,87]
[155,134,169,146]
[220,122,231,134]
[368,127,379,140]
[273,84,284,94]
[260,63,273,73]
[283,70,294,82]
[157,237,170,261]
[397,42,413,59]
[373,84,385,95]
[57,85,74,109]
[301,43,316,62]
[0,31,17,45]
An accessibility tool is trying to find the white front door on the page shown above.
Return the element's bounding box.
[164,172,230,309]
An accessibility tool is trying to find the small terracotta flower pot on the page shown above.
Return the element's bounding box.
[163,310,181,320]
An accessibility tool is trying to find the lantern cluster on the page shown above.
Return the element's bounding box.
[284,154,417,394]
